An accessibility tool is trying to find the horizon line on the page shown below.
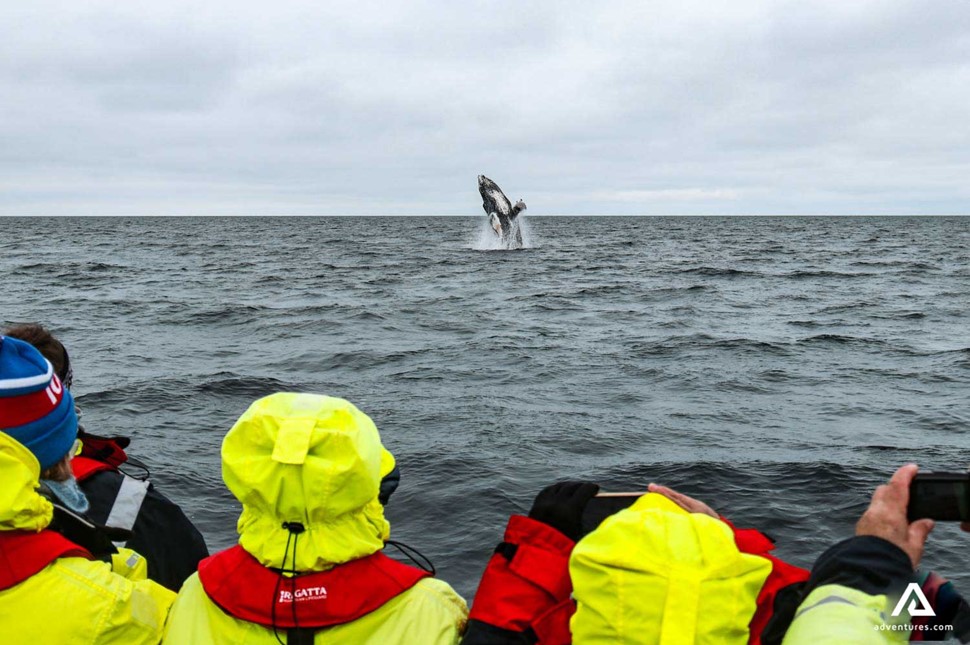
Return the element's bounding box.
[3,213,969,218]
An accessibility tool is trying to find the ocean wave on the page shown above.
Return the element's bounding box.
[786,320,841,328]
[172,304,272,325]
[710,338,790,354]
[783,270,873,279]
[77,374,297,407]
[324,349,428,370]
[193,375,295,396]
[571,284,633,296]
[676,267,760,277]
[815,302,879,314]
[869,311,926,320]
[797,334,890,348]
[624,335,789,357]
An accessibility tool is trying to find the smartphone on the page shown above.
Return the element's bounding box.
[908,473,970,522]
[580,492,646,536]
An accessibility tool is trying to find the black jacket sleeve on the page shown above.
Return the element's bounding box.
[761,536,912,644]
[801,535,912,597]
[81,470,209,591]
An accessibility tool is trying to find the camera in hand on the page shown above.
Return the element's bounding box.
[908,472,970,522]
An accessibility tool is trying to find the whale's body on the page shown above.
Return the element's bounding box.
[478,175,526,249]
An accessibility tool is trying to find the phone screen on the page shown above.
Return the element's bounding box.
[580,493,644,537]
[908,474,970,522]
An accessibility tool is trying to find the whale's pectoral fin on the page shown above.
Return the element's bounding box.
[489,212,503,237]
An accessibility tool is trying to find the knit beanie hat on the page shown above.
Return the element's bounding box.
[0,336,78,470]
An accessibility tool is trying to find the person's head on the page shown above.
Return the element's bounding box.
[569,493,771,644]
[222,392,395,572]
[3,323,72,390]
[0,335,78,479]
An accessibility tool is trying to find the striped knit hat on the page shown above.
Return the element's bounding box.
[0,335,78,470]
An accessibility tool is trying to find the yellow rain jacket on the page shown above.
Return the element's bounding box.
[163,393,467,644]
[569,493,773,645]
[780,535,916,644]
[782,584,907,644]
[0,432,174,644]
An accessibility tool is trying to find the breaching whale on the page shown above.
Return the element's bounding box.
[478,175,526,249]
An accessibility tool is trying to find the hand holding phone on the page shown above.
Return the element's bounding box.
[856,464,934,570]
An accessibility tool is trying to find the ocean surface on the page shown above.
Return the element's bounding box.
[3,215,969,599]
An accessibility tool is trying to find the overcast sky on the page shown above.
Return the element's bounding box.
[2,0,969,216]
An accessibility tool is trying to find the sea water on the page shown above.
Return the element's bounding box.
[2,215,969,598]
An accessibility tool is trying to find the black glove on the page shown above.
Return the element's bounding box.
[528,480,600,541]
[49,504,130,561]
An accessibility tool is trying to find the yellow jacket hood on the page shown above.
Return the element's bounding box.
[0,432,53,532]
[569,493,772,644]
[222,392,393,571]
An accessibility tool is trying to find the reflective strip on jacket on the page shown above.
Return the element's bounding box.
[782,584,907,644]
[73,443,210,591]
[0,432,175,644]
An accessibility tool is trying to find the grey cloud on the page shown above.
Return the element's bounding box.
[1,0,970,215]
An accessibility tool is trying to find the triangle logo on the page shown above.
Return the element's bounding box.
[891,582,936,617]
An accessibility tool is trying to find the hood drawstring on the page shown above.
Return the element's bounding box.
[385,539,436,576]
[272,521,311,645]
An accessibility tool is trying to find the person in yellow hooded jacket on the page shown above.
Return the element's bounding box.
[569,492,778,644]
[0,335,174,644]
[163,392,468,644]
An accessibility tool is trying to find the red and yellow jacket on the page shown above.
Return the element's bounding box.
[0,432,174,644]
[464,494,808,644]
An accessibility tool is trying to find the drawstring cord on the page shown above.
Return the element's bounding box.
[288,523,304,632]
[271,522,305,645]
[385,539,436,576]
[271,529,294,645]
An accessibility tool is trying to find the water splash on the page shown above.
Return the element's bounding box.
[471,215,534,251]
